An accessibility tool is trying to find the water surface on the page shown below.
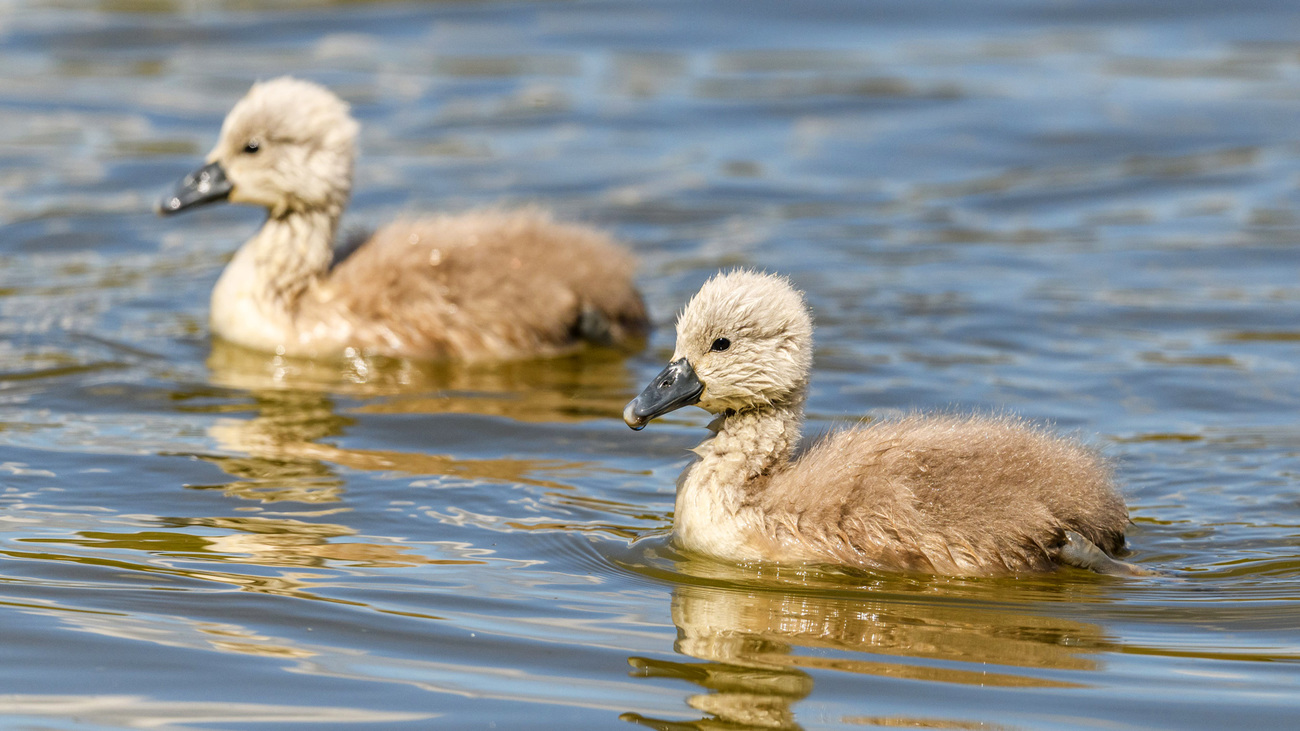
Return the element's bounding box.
[2,0,1300,728]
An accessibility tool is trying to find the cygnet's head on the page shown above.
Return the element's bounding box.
[624,270,813,430]
[158,77,359,219]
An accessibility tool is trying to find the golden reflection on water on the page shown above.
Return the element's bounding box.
[623,573,1110,730]
[5,540,347,601]
[42,516,477,569]
[840,717,1013,730]
[0,344,657,599]
[197,342,633,504]
[203,392,581,501]
[0,695,432,727]
[5,342,644,597]
[35,340,647,595]
[23,519,478,574]
[206,337,639,423]
[11,517,485,609]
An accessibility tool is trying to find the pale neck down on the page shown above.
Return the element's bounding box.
[693,399,805,484]
[209,207,340,353]
[244,209,338,308]
[673,393,806,558]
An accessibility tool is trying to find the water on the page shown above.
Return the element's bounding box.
[2,0,1299,728]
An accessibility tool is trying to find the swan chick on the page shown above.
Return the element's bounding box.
[159,76,648,361]
[624,270,1137,576]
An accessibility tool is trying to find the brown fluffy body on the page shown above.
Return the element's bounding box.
[746,414,1127,575]
[303,209,648,360]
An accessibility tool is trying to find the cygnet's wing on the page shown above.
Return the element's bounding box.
[314,208,648,360]
[767,414,1128,575]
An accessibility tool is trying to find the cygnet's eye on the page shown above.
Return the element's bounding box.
[242,139,261,154]
[710,337,731,352]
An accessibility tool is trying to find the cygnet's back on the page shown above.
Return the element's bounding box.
[624,270,1136,576]
[308,209,647,360]
[769,414,1127,574]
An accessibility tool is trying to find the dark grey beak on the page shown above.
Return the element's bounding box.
[157,161,232,215]
[623,357,704,430]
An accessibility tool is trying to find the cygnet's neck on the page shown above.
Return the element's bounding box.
[210,209,338,350]
[674,395,805,560]
[248,210,338,302]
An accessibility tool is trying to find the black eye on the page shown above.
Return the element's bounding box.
[710,337,731,352]
[243,139,260,154]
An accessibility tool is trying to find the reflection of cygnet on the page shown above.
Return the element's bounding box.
[159,76,648,361]
[625,583,1109,731]
[668,584,1102,675]
[624,270,1139,576]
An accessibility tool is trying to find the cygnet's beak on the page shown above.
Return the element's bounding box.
[623,357,704,430]
[157,161,233,215]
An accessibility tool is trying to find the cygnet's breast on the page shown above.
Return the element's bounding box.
[209,246,298,353]
[672,459,776,563]
[210,247,361,357]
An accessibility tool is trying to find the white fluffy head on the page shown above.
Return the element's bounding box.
[208,76,359,217]
[673,270,814,413]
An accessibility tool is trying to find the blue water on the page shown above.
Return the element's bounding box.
[1,0,1299,728]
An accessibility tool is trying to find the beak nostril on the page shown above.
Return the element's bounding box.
[158,161,232,216]
[624,357,703,430]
